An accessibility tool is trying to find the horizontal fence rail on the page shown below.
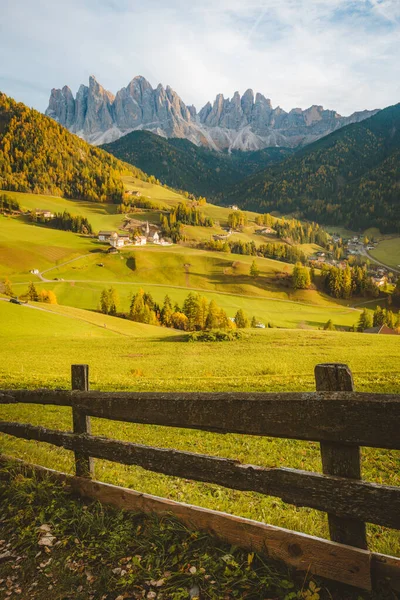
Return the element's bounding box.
[1,389,400,449]
[1,362,399,592]
[1,420,399,530]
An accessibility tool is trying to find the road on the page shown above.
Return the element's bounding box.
[359,246,400,274]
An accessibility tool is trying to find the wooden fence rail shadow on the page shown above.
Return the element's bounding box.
[0,363,399,592]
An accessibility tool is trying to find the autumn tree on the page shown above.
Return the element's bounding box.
[292,263,311,290]
[2,278,13,297]
[100,287,119,315]
[39,290,58,304]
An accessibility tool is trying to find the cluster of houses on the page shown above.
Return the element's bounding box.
[98,222,172,249]
[35,209,55,219]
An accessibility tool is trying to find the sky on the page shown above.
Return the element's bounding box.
[1,0,399,116]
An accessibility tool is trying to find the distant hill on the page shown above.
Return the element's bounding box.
[102,130,293,197]
[0,92,145,203]
[221,103,400,233]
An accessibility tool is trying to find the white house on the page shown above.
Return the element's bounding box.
[98,231,114,242]
[108,232,132,248]
[134,236,147,246]
[149,231,160,244]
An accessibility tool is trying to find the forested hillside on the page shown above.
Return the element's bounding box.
[0,93,146,202]
[222,104,400,232]
[102,130,292,197]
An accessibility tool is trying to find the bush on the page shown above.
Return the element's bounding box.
[187,329,247,342]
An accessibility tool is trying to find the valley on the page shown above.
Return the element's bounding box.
[0,88,399,596]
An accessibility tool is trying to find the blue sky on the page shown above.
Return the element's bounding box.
[1,0,399,115]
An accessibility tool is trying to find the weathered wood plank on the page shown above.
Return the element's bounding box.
[371,553,400,592]
[1,389,399,449]
[0,455,373,590]
[315,364,367,549]
[71,365,94,479]
[1,421,399,530]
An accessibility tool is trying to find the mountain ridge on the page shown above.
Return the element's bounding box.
[46,75,379,151]
[219,103,400,232]
[101,130,293,196]
[0,92,144,202]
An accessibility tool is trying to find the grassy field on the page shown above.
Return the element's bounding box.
[1,209,361,329]
[10,280,359,330]
[0,301,399,558]
[1,467,378,600]
[370,237,400,269]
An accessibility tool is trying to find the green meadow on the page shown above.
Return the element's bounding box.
[0,301,399,558]
[370,237,400,270]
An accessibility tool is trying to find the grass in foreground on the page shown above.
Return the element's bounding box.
[0,301,399,558]
[0,463,391,600]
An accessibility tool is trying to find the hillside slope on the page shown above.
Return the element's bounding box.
[222,103,400,232]
[102,130,292,197]
[0,92,145,202]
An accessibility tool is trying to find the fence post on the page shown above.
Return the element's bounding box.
[71,364,94,478]
[315,363,367,549]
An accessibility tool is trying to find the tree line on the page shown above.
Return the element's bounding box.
[0,193,20,213]
[357,306,400,332]
[29,210,93,234]
[320,264,378,299]
[99,287,253,331]
[199,238,307,265]
[160,203,214,242]
[0,92,144,203]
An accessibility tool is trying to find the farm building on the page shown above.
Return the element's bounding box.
[98,231,114,242]
[35,209,54,219]
[364,325,399,335]
[134,236,147,246]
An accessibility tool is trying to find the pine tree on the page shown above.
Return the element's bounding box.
[27,282,39,302]
[323,319,336,331]
[205,300,220,330]
[357,308,372,332]
[251,316,257,328]
[250,260,260,278]
[292,263,311,290]
[235,309,249,328]
[161,295,173,327]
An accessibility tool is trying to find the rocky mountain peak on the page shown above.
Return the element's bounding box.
[46,76,379,149]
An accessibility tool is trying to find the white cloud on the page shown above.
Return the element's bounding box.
[0,0,399,115]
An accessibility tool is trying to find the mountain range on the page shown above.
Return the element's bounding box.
[221,103,400,232]
[46,75,378,151]
[102,102,400,233]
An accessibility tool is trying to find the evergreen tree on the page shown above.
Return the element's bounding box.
[27,282,39,302]
[182,293,199,330]
[373,306,384,327]
[357,308,372,332]
[235,309,249,328]
[205,300,220,330]
[251,316,258,328]
[292,263,311,290]
[250,260,260,278]
[160,295,173,327]
[323,319,336,331]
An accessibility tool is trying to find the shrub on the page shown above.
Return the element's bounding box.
[187,329,247,342]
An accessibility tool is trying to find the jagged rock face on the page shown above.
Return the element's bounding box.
[46,77,379,150]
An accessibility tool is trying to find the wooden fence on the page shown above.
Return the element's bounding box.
[0,363,399,592]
